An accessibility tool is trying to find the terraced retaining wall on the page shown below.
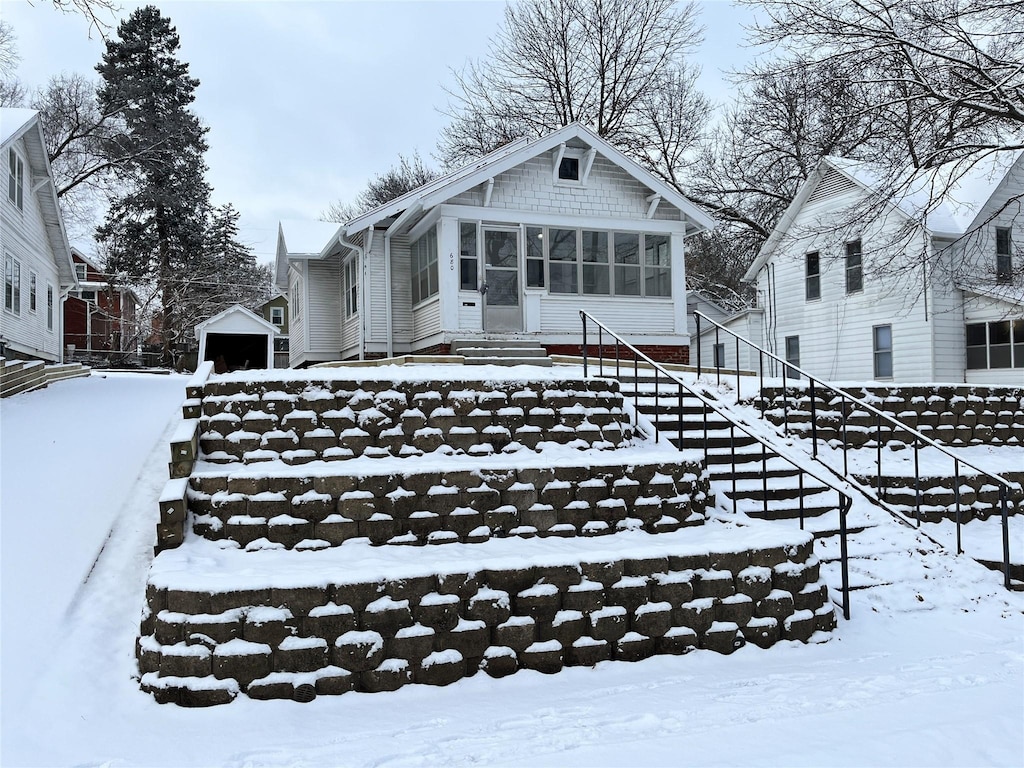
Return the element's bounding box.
[857,471,1024,522]
[758,385,1024,447]
[138,530,834,706]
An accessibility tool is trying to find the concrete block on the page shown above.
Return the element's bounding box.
[332,630,385,673]
[480,646,519,678]
[589,606,628,643]
[360,659,411,693]
[416,649,466,687]
[521,640,563,674]
[274,636,329,673]
[492,616,537,652]
[632,602,673,638]
[614,632,656,662]
[701,621,743,654]
[656,626,698,655]
[414,592,461,631]
[386,624,436,664]
[212,639,273,686]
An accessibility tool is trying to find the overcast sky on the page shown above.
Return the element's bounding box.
[6,0,754,264]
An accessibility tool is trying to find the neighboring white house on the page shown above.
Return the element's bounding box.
[194,304,279,372]
[1,109,78,362]
[276,122,715,367]
[741,152,1023,385]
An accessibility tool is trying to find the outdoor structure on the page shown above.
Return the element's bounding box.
[740,152,1024,384]
[276,122,714,367]
[64,248,140,360]
[0,108,78,362]
[258,290,289,368]
[194,304,279,372]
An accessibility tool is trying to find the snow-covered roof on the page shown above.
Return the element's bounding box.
[194,304,280,340]
[342,122,716,236]
[0,108,37,147]
[278,219,342,257]
[745,151,1024,282]
[826,152,1022,237]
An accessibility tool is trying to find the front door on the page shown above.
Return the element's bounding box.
[483,228,522,332]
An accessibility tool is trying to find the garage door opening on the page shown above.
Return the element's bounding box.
[204,333,269,372]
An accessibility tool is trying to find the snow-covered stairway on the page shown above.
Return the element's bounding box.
[137,365,837,706]
[616,375,839,521]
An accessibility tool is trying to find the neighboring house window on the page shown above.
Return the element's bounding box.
[81,289,97,304]
[290,277,302,320]
[46,284,54,330]
[343,257,359,318]
[4,253,20,314]
[784,335,800,378]
[845,240,863,294]
[270,306,284,326]
[75,263,87,281]
[7,148,24,210]
[460,222,478,291]
[713,343,725,368]
[996,227,1012,283]
[29,271,36,312]
[805,252,820,301]
[873,324,893,378]
[581,230,609,295]
[966,320,1023,369]
[548,228,578,294]
[411,226,438,305]
[526,226,544,288]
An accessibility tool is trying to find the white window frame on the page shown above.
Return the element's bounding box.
[46,283,54,331]
[966,320,1023,369]
[270,306,284,326]
[290,275,302,320]
[554,147,587,186]
[846,239,863,294]
[873,324,893,379]
[785,335,800,378]
[29,270,37,313]
[805,251,820,301]
[410,226,438,306]
[75,263,87,281]
[343,256,359,319]
[4,252,21,315]
[995,227,1012,284]
[7,148,24,211]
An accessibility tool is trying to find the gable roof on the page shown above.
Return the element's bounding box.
[0,109,77,289]
[342,122,716,236]
[275,219,343,286]
[744,151,1024,282]
[194,304,280,340]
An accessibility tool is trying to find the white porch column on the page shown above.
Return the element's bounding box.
[437,215,460,334]
[671,231,688,340]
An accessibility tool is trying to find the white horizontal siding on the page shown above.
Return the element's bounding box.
[389,234,412,348]
[307,257,342,356]
[413,297,441,341]
[457,290,483,331]
[540,295,676,335]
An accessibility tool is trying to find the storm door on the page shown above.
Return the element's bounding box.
[482,228,522,332]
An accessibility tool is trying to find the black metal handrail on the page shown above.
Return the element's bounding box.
[581,311,852,620]
[693,310,1020,590]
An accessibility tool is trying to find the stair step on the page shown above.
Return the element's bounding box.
[461,347,548,358]
[464,356,553,367]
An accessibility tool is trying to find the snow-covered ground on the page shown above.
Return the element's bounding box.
[1,371,1022,767]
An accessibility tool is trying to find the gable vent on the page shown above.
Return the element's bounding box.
[807,168,857,203]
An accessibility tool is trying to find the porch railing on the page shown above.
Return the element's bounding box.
[581,311,852,619]
[694,310,1020,590]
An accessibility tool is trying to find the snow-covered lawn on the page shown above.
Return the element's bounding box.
[1,372,1022,767]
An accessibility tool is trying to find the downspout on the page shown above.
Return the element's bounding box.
[337,231,366,361]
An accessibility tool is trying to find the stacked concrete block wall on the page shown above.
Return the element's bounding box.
[197,378,635,465]
[141,369,838,706]
[857,470,1024,522]
[0,358,89,398]
[187,460,709,549]
[138,533,833,706]
[757,384,1024,448]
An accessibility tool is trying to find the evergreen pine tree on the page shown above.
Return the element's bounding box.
[95,5,210,365]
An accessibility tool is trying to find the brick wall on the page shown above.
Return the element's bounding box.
[545,344,689,365]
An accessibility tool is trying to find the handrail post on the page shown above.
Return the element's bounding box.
[735,334,741,400]
[677,383,684,451]
[598,326,604,377]
[695,313,702,378]
[841,394,849,477]
[1000,484,1011,590]
[581,313,589,377]
[615,339,620,379]
[876,412,883,499]
[954,459,962,555]
[798,471,805,531]
[782,360,789,436]
[839,494,851,620]
[758,350,765,417]
[809,378,818,458]
[913,436,921,527]
[761,442,768,519]
[715,325,721,386]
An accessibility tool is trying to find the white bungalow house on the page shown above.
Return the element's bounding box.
[1,109,78,362]
[739,152,1023,385]
[276,123,715,367]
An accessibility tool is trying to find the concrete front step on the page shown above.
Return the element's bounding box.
[464,356,553,368]
[451,339,547,352]
[138,525,835,706]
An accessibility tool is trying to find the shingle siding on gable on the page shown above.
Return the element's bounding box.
[455,155,663,221]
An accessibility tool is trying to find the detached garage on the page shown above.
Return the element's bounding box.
[196,305,280,372]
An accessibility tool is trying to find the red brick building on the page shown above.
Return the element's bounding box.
[63,249,139,357]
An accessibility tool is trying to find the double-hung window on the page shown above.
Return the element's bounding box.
[996,227,1012,283]
[873,324,893,378]
[644,234,671,297]
[4,253,20,315]
[784,336,800,378]
[343,257,359,318]
[29,271,36,312]
[7,148,24,210]
[846,240,863,293]
[526,227,545,287]
[459,223,478,291]
[270,306,284,326]
[613,233,640,296]
[805,252,820,301]
[46,284,54,331]
[410,226,438,305]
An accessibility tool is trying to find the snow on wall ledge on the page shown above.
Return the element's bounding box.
[138,526,834,706]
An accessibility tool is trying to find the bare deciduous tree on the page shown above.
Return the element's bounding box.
[322,151,439,222]
[438,0,708,186]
